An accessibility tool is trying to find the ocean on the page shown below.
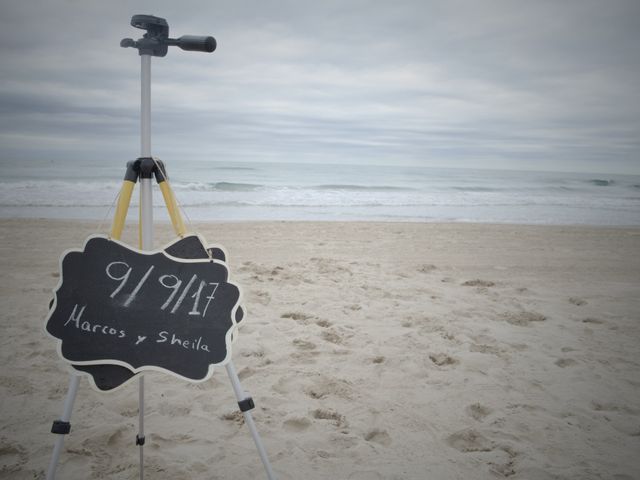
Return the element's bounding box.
[1,158,639,226]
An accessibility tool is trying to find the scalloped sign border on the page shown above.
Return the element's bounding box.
[45,234,242,383]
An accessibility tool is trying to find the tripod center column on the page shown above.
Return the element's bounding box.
[141,54,151,158]
[140,54,153,250]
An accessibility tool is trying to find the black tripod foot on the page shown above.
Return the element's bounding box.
[51,420,71,435]
[238,397,255,412]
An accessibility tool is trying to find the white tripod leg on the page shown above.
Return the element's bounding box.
[136,375,145,480]
[225,361,277,480]
[46,373,81,480]
[137,176,153,480]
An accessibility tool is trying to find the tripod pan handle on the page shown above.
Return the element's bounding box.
[175,35,216,53]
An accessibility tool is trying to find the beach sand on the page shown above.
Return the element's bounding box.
[1,219,639,479]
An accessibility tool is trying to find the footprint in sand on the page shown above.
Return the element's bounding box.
[312,409,346,428]
[462,279,495,287]
[291,339,319,364]
[150,433,199,450]
[417,264,437,273]
[106,426,128,447]
[220,411,245,425]
[344,304,362,312]
[501,311,546,326]
[569,297,587,306]
[446,428,494,452]
[321,330,344,345]
[372,355,385,364]
[292,338,316,350]
[554,358,577,368]
[240,261,281,276]
[489,446,518,478]
[470,344,504,356]
[582,317,604,325]
[364,428,392,446]
[0,443,27,473]
[304,375,354,400]
[429,353,458,367]
[158,401,192,416]
[237,366,257,380]
[348,472,384,480]
[446,432,518,477]
[466,403,492,421]
[310,257,353,276]
[0,376,35,396]
[591,401,639,415]
[241,347,266,358]
[281,311,314,325]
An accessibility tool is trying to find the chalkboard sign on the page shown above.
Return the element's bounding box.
[67,234,245,391]
[46,235,242,382]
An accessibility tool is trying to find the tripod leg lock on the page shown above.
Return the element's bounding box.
[51,420,71,435]
[238,397,255,412]
[136,434,146,446]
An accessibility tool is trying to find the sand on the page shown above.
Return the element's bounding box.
[1,219,639,479]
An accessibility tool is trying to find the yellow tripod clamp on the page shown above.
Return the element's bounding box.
[110,157,186,241]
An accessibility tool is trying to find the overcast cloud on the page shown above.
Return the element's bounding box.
[0,0,639,173]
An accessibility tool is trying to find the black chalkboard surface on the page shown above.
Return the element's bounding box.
[67,234,245,391]
[46,235,242,382]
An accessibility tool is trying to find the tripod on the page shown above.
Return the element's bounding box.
[45,15,276,480]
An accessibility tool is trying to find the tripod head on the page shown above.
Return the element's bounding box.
[121,14,216,57]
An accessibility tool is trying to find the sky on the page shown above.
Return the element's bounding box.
[0,0,639,174]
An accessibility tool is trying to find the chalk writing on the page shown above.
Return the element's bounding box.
[125,265,154,307]
[156,331,211,352]
[63,303,126,338]
[46,235,242,381]
[105,263,220,318]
